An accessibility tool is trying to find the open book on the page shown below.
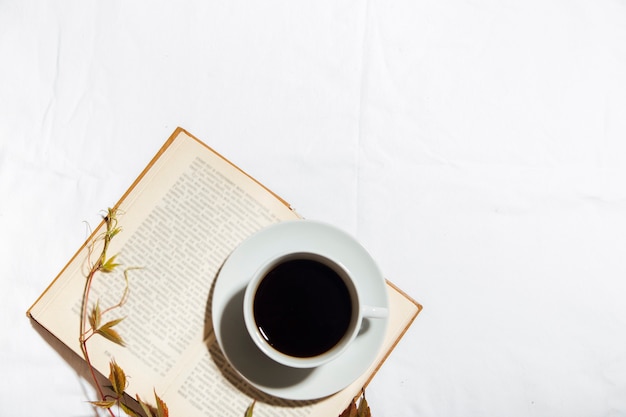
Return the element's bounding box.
[28,128,422,417]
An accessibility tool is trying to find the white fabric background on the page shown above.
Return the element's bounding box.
[2,1,626,416]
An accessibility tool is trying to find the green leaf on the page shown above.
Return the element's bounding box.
[108,226,122,239]
[105,207,115,221]
[90,399,116,409]
[101,254,120,273]
[97,318,126,346]
[245,400,256,417]
[88,300,101,329]
[97,326,125,346]
[108,360,127,397]
[100,317,125,331]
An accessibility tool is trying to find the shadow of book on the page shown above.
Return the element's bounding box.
[28,319,147,417]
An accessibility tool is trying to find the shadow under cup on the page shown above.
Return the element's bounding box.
[243,252,387,369]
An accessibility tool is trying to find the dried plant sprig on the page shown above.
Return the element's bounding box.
[77,207,360,417]
[339,390,371,417]
[79,208,168,417]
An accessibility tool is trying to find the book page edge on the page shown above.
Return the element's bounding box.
[358,280,422,393]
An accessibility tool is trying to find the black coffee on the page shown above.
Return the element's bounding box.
[253,258,353,358]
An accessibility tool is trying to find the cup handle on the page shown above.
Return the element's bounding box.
[361,305,388,319]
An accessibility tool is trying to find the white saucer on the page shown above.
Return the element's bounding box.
[211,220,389,400]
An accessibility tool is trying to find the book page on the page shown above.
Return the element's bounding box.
[160,283,420,417]
[28,128,421,417]
[29,129,299,398]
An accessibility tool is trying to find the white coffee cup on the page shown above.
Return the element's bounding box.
[243,251,388,368]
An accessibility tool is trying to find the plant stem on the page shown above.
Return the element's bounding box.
[80,268,115,417]
[79,212,117,417]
